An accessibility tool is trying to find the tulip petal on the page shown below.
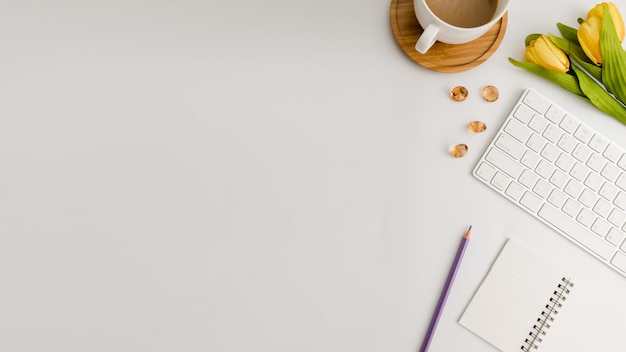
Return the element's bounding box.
[589,2,625,41]
[530,36,570,73]
[544,37,570,69]
[579,17,603,65]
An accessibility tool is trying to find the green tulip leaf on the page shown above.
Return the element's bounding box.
[572,64,626,124]
[600,6,626,105]
[525,34,542,47]
[509,58,584,96]
[557,22,579,43]
[572,56,603,81]
[573,55,602,81]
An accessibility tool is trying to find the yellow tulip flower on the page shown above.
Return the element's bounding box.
[588,2,625,39]
[525,35,570,73]
[578,2,625,65]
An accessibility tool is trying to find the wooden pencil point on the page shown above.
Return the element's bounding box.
[464,226,472,239]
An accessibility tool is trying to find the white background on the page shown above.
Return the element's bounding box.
[2,0,626,351]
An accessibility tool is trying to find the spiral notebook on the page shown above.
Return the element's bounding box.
[459,239,626,352]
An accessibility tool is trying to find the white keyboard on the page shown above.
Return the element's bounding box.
[473,88,626,276]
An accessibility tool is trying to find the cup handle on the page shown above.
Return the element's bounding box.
[415,24,440,54]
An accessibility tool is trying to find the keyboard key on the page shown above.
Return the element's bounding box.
[533,179,552,198]
[543,125,562,144]
[593,198,612,218]
[527,133,546,153]
[486,148,523,179]
[563,198,582,218]
[546,105,565,124]
[616,173,626,191]
[615,192,626,211]
[574,125,594,144]
[529,115,548,133]
[513,104,534,123]
[540,143,560,163]
[577,208,595,227]
[521,151,540,169]
[505,119,532,143]
[599,182,618,201]
[557,134,577,153]
[600,163,620,182]
[549,169,568,189]
[559,114,579,133]
[572,143,592,163]
[603,144,623,163]
[555,153,574,172]
[505,182,525,201]
[535,159,554,179]
[618,154,626,171]
[611,252,626,272]
[548,189,567,208]
[519,169,538,189]
[523,89,551,114]
[538,204,614,260]
[521,191,543,212]
[570,162,589,182]
[591,218,611,237]
[564,179,583,198]
[496,133,525,160]
[589,134,609,153]
[606,227,626,247]
[579,189,599,208]
[475,162,496,182]
[491,172,510,191]
[586,153,606,173]
[608,209,626,228]
[584,172,603,191]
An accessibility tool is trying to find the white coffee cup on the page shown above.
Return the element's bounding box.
[414,0,511,54]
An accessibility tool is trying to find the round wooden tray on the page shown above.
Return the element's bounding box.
[390,0,508,73]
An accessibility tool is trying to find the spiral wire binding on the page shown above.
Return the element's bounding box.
[521,277,574,351]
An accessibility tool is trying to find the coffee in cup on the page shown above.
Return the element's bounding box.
[414,0,511,54]
[426,0,497,28]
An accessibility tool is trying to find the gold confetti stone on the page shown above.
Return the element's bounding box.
[450,144,468,158]
[450,86,469,102]
[468,121,487,133]
[482,85,499,102]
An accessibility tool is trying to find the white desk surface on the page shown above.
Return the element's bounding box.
[3,1,626,351]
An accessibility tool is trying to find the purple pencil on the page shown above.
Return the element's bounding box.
[419,225,471,352]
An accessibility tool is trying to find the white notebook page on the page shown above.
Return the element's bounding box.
[459,239,626,352]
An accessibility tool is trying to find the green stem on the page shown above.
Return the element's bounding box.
[509,58,584,96]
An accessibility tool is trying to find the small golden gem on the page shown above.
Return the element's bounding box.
[482,85,499,102]
[450,86,469,102]
[468,121,487,133]
[450,144,469,158]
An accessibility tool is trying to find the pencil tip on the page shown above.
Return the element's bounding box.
[464,226,472,239]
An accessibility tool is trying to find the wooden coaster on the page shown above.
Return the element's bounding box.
[390,0,508,73]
